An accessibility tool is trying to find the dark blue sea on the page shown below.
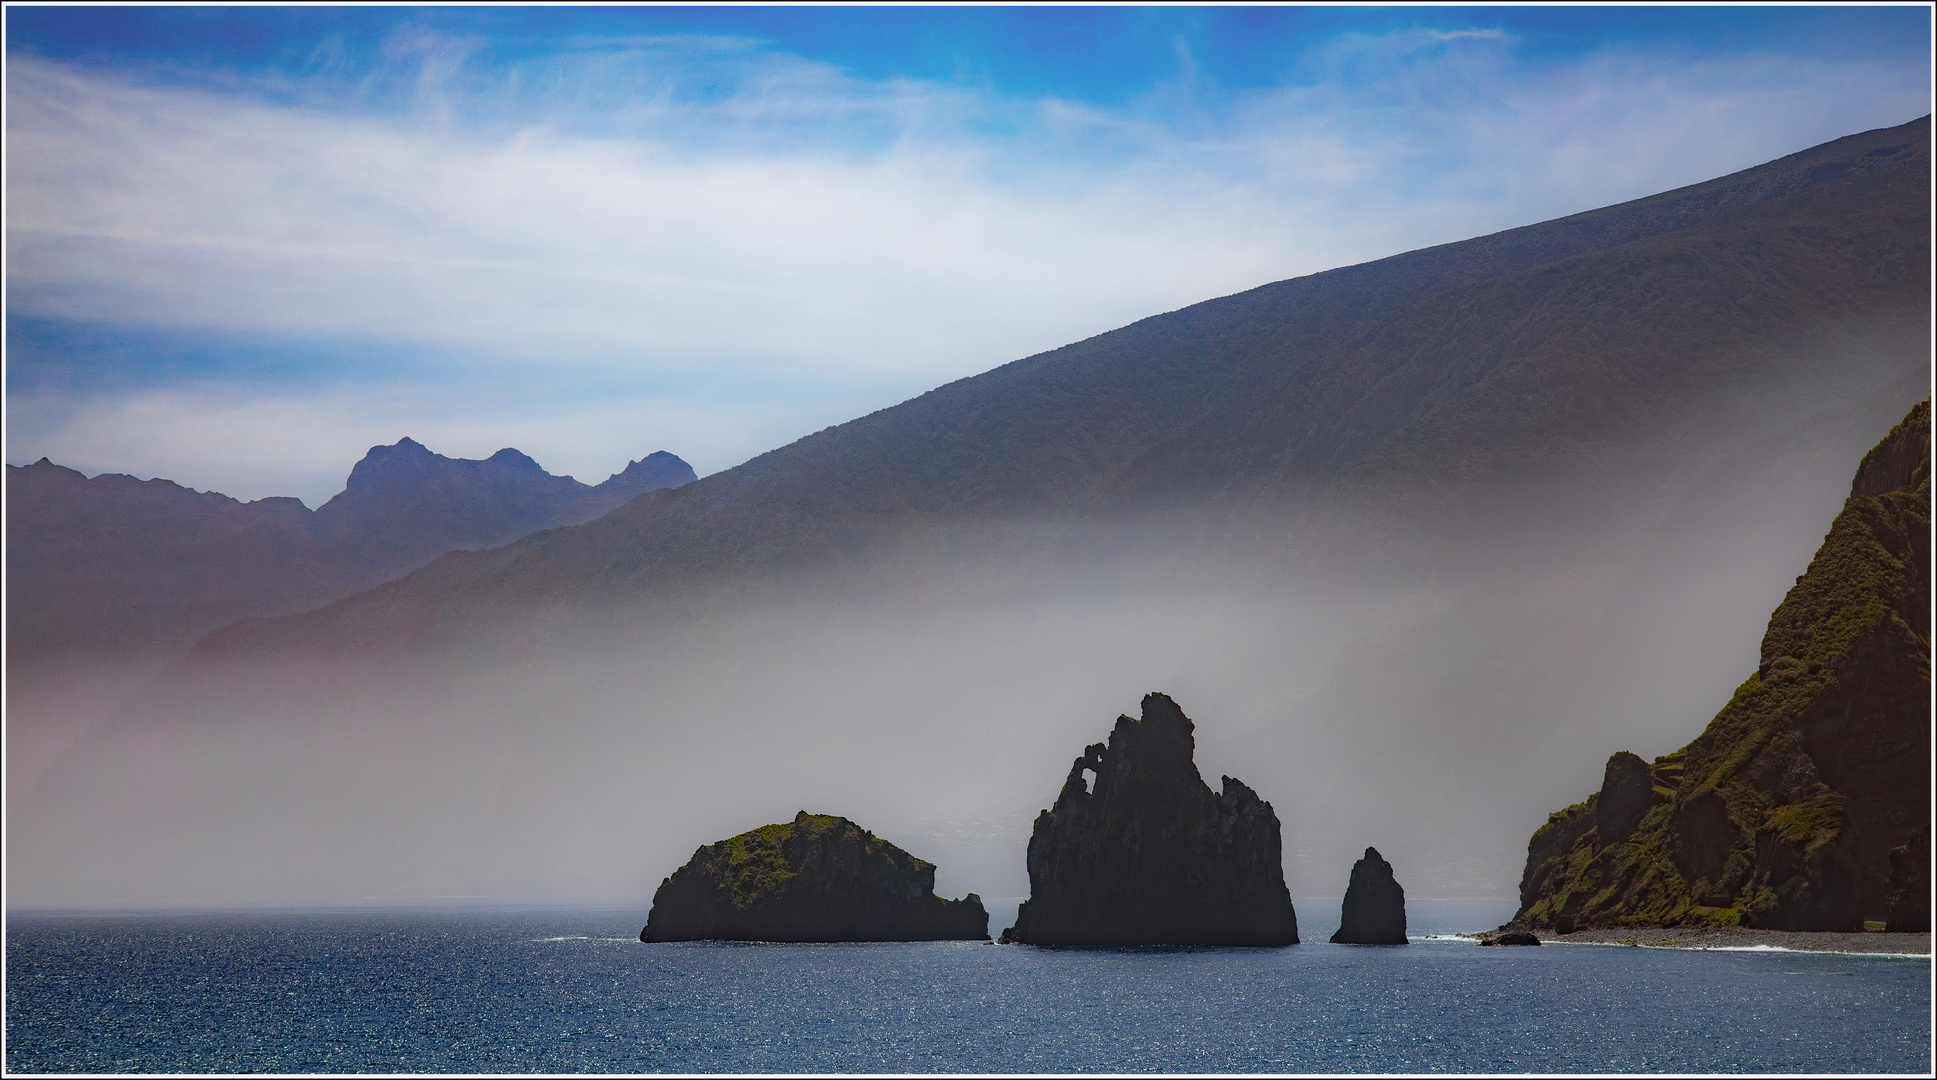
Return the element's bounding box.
[6,900,1929,1073]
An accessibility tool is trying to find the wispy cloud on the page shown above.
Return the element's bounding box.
[1426,28,1508,44]
[5,26,1928,500]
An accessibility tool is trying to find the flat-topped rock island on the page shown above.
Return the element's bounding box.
[641,812,989,942]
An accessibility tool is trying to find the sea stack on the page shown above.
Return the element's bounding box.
[1331,846,1408,944]
[640,812,989,942]
[1000,693,1299,946]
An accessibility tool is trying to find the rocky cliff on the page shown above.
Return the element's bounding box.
[640,812,988,942]
[1332,847,1408,944]
[1000,693,1299,946]
[1887,826,1930,933]
[1516,400,1931,931]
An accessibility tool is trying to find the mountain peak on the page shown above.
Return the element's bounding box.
[486,448,543,471]
[314,439,697,568]
[602,451,698,492]
[8,438,699,657]
[374,436,431,456]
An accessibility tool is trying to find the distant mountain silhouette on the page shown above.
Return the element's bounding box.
[5,441,694,655]
[202,117,1930,659]
[313,439,695,579]
[6,463,331,657]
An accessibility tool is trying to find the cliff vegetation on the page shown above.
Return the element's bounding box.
[642,812,988,942]
[1516,400,1930,931]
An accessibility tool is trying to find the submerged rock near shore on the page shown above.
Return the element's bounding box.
[641,812,988,942]
[1000,693,1299,946]
[1332,847,1407,944]
[1516,400,1931,932]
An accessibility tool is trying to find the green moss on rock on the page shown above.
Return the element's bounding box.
[641,812,989,942]
[1515,400,1931,932]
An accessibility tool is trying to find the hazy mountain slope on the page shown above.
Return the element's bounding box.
[204,117,1930,657]
[5,461,336,654]
[4,442,694,803]
[14,119,1930,909]
[1515,400,1930,931]
[5,441,695,655]
[311,439,695,581]
[1215,154,1928,498]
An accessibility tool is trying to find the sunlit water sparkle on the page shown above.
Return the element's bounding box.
[6,902,1928,1073]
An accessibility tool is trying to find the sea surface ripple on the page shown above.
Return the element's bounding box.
[6,903,1929,1073]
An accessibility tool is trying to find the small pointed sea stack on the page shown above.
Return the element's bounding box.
[1331,846,1408,944]
[640,812,988,942]
[1000,693,1299,946]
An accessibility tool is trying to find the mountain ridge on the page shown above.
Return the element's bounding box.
[197,116,1931,661]
[5,440,695,655]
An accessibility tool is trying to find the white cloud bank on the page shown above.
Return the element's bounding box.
[6,29,1930,503]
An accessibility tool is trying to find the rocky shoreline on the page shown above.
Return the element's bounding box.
[1473,926,1930,955]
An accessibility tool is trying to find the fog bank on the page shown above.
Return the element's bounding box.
[11,374,1913,912]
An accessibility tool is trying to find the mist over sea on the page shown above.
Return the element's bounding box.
[7,901,1929,1074]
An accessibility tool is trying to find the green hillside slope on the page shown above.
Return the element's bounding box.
[1516,400,1931,931]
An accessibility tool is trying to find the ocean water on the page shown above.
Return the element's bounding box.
[6,900,1929,1074]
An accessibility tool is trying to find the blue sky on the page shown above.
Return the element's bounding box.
[6,6,1932,505]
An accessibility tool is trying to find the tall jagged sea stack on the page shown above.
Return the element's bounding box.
[1001,693,1299,946]
[1517,401,1931,931]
